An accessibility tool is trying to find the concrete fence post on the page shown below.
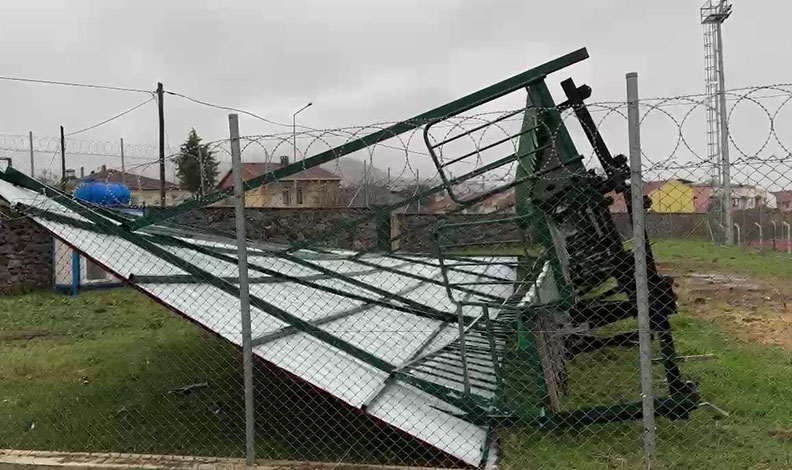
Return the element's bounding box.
[229,113,256,465]
[627,71,656,470]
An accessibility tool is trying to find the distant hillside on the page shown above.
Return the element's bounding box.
[321,158,389,186]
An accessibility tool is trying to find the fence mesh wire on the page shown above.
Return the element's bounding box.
[0,78,791,470]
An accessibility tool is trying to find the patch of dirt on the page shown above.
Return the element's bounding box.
[664,263,792,350]
[768,428,792,442]
[0,329,53,341]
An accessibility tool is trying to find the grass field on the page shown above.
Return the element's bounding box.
[652,238,792,279]
[500,240,792,469]
[1,239,791,468]
[0,289,452,466]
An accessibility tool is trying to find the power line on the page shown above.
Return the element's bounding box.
[166,90,292,128]
[0,75,153,94]
[66,96,156,136]
[166,90,435,158]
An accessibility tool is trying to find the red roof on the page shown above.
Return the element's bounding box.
[217,162,340,190]
[86,168,180,191]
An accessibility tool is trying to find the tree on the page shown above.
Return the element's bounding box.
[174,129,219,199]
[37,168,60,186]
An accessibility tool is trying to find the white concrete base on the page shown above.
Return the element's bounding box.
[0,450,451,470]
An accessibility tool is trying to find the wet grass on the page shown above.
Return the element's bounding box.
[0,288,452,466]
[652,238,792,280]
[500,313,792,469]
[499,238,792,469]
[2,239,791,468]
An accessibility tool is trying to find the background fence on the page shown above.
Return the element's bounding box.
[1,71,791,470]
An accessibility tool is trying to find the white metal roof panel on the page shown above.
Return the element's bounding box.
[367,382,489,466]
[0,178,522,468]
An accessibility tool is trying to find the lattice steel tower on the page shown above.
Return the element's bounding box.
[701,0,733,244]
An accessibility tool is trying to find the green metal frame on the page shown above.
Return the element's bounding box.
[413,65,698,430]
[123,48,589,232]
[0,46,700,444]
[0,166,518,422]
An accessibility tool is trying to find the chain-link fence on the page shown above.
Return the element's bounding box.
[1,49,791,470]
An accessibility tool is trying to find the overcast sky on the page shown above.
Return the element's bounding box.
[0,0,788,182]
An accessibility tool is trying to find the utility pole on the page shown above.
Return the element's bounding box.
[157,82,166,207]
[60,126,66,190]
[701,0,733,244]
[715,11,731,246]
[28,131,34,177]
[120,138,126,183]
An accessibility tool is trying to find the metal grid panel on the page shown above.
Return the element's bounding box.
[0,178,515,467]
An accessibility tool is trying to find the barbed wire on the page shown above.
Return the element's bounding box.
[3,78,792,470]
[1,83,789,200]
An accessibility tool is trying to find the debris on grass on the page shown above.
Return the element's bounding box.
[667,267,792,350]
[168,382,208,395]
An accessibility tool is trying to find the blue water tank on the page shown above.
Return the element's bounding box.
[74,180,131,206]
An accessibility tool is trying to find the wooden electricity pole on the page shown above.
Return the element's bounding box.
[60,126,66,190]
[157,82,165,207]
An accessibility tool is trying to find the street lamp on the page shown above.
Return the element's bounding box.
[293,102,313,164]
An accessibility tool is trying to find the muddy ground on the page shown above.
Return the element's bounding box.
[663,262,792,350]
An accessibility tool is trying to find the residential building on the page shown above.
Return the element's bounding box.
[730,185,768,210]
[424,188,517,214]
[609,179,698,213]
[216,156,341,207]
[609,179,771,213]
[85,165,190,206]
[772,190,792,212]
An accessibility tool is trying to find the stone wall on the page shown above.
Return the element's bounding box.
[172,207,528,252]
[391,212,532,252]
[0,207,52,293]
[174,207,381,250]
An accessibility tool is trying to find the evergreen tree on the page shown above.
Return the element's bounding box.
[174,129,218,199]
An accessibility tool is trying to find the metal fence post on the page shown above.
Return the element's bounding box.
[71,250,80,297]
[627,72,655,469]
[771,220,777,250]
[229,113,256,465]
[734,222,741,247]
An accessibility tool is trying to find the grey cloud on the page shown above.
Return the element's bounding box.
[0,0,788,180]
